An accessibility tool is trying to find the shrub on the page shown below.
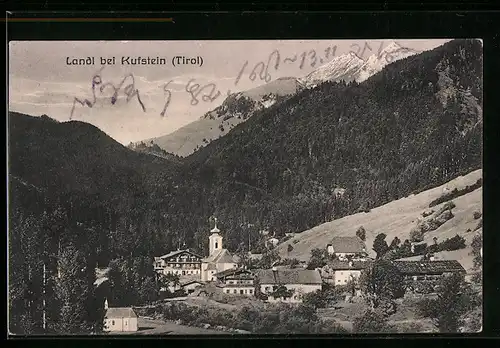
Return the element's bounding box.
[437,235,466,251]
[428,179,482,207]
[410,230,424,243]
[413,243,428,255]
[307,248,330,269]
[373,233,389,259]
[473,211,482,220]
[410,208,454,240]
[353,310,394,333]
[422,210,434,218]
[417,272,480,333]
[302,290,327,309]
[356,226,367,241]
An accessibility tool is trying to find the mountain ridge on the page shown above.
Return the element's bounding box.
[141,41,421,157]
[9,39,483,257]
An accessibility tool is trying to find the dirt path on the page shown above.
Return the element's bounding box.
[110,317,229,335]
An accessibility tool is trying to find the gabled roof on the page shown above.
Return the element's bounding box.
[328,236,366,253]
[392,260,466,275]
[214,267,254,279]
[105,307,137,318]
[181,279,204,287]
[257,269,322,285]
[178,275,201,285]
[328,260,373,271]
[203,249,236,264]
[160,249,203,260]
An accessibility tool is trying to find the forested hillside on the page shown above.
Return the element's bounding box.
[168,39,482,252]
[9,38,482,278]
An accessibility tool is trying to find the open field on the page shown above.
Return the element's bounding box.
[277,169,482,273]
[106,317,228,335]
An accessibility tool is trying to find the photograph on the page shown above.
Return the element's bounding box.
[8,38,483,335]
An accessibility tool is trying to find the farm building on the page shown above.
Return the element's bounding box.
[321,260,373,287]
[214,268,256,296]
[257,268,322,303]
[392,260,467,293]
[326,236,368,261]
[392,260,466,281]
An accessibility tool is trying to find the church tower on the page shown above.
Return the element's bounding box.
[209,217,223,256]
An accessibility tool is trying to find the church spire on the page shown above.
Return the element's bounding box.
[211,216,220,233]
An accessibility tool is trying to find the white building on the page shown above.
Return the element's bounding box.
[103,300,138,333]
[326,236,368,261]
[154,249,203,277]
[257,268,323,303]
[324,260,373,287]
[215,268,256,296]
[200,218,238,282]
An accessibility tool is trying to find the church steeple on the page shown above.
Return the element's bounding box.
[211,217,220,234]
[209,217,223,256]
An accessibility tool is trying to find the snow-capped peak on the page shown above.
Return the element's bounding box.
[381,41,403,53]
[300,41,422,86]
[300,52,365,87]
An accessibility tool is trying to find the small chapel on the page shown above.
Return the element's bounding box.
[200,218,238,282]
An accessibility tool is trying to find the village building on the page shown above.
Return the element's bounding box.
[326,236,368,261]
[201,218,238,282]
[180,279,204,295]
[257,268,322,303]
[392,260,466,282]
[154,249,203,277]
[103,299,138,333]
[321,260,373,288]
[214,268,256,296]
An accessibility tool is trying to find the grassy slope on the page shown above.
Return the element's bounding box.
[146,78,302,157]
[277,169,482,273]
[148,117,245,157]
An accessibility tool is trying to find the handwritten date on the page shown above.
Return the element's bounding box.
[71,41,399,119]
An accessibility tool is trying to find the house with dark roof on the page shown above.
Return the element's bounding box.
[214,268,257,296]
[154,249,203,277]
[326,236,368,261]
[180,279,204,294]
[392,260,466,281]
[392,260,467,294]
[257,268,322,303]
[103,300,138,332]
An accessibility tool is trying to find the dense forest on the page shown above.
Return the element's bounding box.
[8,39,482,334]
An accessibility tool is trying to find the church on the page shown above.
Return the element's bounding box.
[200,218,238,282]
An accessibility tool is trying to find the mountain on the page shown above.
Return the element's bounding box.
[275,169,482,272]
[299,41,421,87]
[143,77,304,157]
[127,140,183,162]
[143,42,420,157]
[165,39,482,251]
[8,111,179,216]
[9,39,483,259]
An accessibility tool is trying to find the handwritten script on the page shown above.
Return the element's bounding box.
[70,41,400,119]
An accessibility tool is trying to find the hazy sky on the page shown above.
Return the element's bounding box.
[9,39,452,144]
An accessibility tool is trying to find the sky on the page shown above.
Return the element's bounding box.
[9,39,452,145]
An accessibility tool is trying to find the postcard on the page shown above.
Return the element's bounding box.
[8,39,483,335]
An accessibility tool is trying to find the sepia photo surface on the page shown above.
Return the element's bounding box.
[8,39,483,335]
